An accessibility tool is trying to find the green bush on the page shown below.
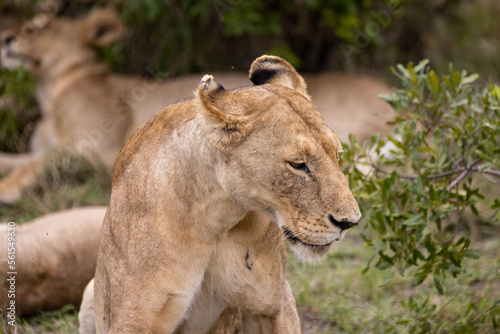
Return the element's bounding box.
[342,60,500,331]
[0,67,38,153]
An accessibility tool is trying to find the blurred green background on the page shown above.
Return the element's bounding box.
[2,0,499,78]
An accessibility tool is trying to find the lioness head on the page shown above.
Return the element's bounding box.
[0,9,123,74]
[197,56,361,262]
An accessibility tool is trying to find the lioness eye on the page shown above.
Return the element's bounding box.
[289,161,310,173]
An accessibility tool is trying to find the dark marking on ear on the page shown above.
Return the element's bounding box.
[245,250,253,271]
[250,68,285,86]
[207,82,225,94]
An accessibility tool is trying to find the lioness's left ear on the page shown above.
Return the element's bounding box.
[80,9,124,47]
[249,55,311,101]
[197,75,250,151]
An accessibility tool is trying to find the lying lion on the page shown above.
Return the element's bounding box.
[0,9,392,204]
[83,55,361,333]
[0,206,106,315]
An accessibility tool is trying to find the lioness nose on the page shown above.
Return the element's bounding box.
[328,214,358,230]
[1,33,15,46]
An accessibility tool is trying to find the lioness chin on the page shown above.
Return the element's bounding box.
[93,55,360,334]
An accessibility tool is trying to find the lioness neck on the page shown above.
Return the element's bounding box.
[109,103,247,243]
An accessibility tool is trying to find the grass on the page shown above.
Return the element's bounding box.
[1,155,499,334]
[289,230,500,333]
[3,306,79,334]
[0,153,111,223]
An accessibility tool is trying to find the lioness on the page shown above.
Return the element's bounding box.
[92,55,361,333]
[0,206,106,315]
[0,9,393,204]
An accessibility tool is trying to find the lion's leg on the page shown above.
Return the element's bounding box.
[94,274,205,334]
[174,279,230,334]
[0,158,45,204]
[207,307,243,334]
[79,279,96,334]
[94,237,216,334]
[209,212,301,334]
[0,151,43,174]
[242,280,301,334]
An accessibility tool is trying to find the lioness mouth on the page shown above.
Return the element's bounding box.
[5,50,39,64]
[283,227,333,248]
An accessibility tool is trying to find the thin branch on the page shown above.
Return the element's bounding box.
[371,164,468,181]
[371,165,417,180]
[476,167,500,178]
[481,174,500,184]
[370,159,500,186]
[427,169,466,179]
[446,159,482,191]
[446,169,468,191]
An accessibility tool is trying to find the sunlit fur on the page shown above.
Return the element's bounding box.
[91,55,360,334]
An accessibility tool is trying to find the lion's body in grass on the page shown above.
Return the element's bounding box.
[0,207,106,315]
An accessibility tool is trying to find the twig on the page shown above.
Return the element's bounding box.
[428,169,467,179]
[372,165,469,181]
[370,159,499,186]
[446,159,482,191]
[371,165,417,180]
[481,174,500,184]
[446,169,468,191]
[477,167,500,178]
[469,300,500,325]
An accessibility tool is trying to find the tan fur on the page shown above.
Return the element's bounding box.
[79,279,97,334]
[0,9,393,204]
[93,56,360,333]
[0,207,106,315]
[0,9,249,204]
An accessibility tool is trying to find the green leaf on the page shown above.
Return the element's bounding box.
[461,73,479,85]
[429,69,439,93]
[433,275,444,294]
[453,71,462,87]
[412,271,429,286]
[414,59,430,72]
[494,85,500,99]
[425,236,437,259]
[413,249,426,261]
[402,213,424,226]
[464,249,481,259]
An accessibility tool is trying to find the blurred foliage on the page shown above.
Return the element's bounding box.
[1,0,499,78]
[112,0,404,74]
[342,60,500,329]
[0,67,38,153]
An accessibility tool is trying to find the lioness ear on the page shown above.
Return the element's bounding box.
[249,55,311,100]
[80,9,124,47]
[197,75,250,151]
